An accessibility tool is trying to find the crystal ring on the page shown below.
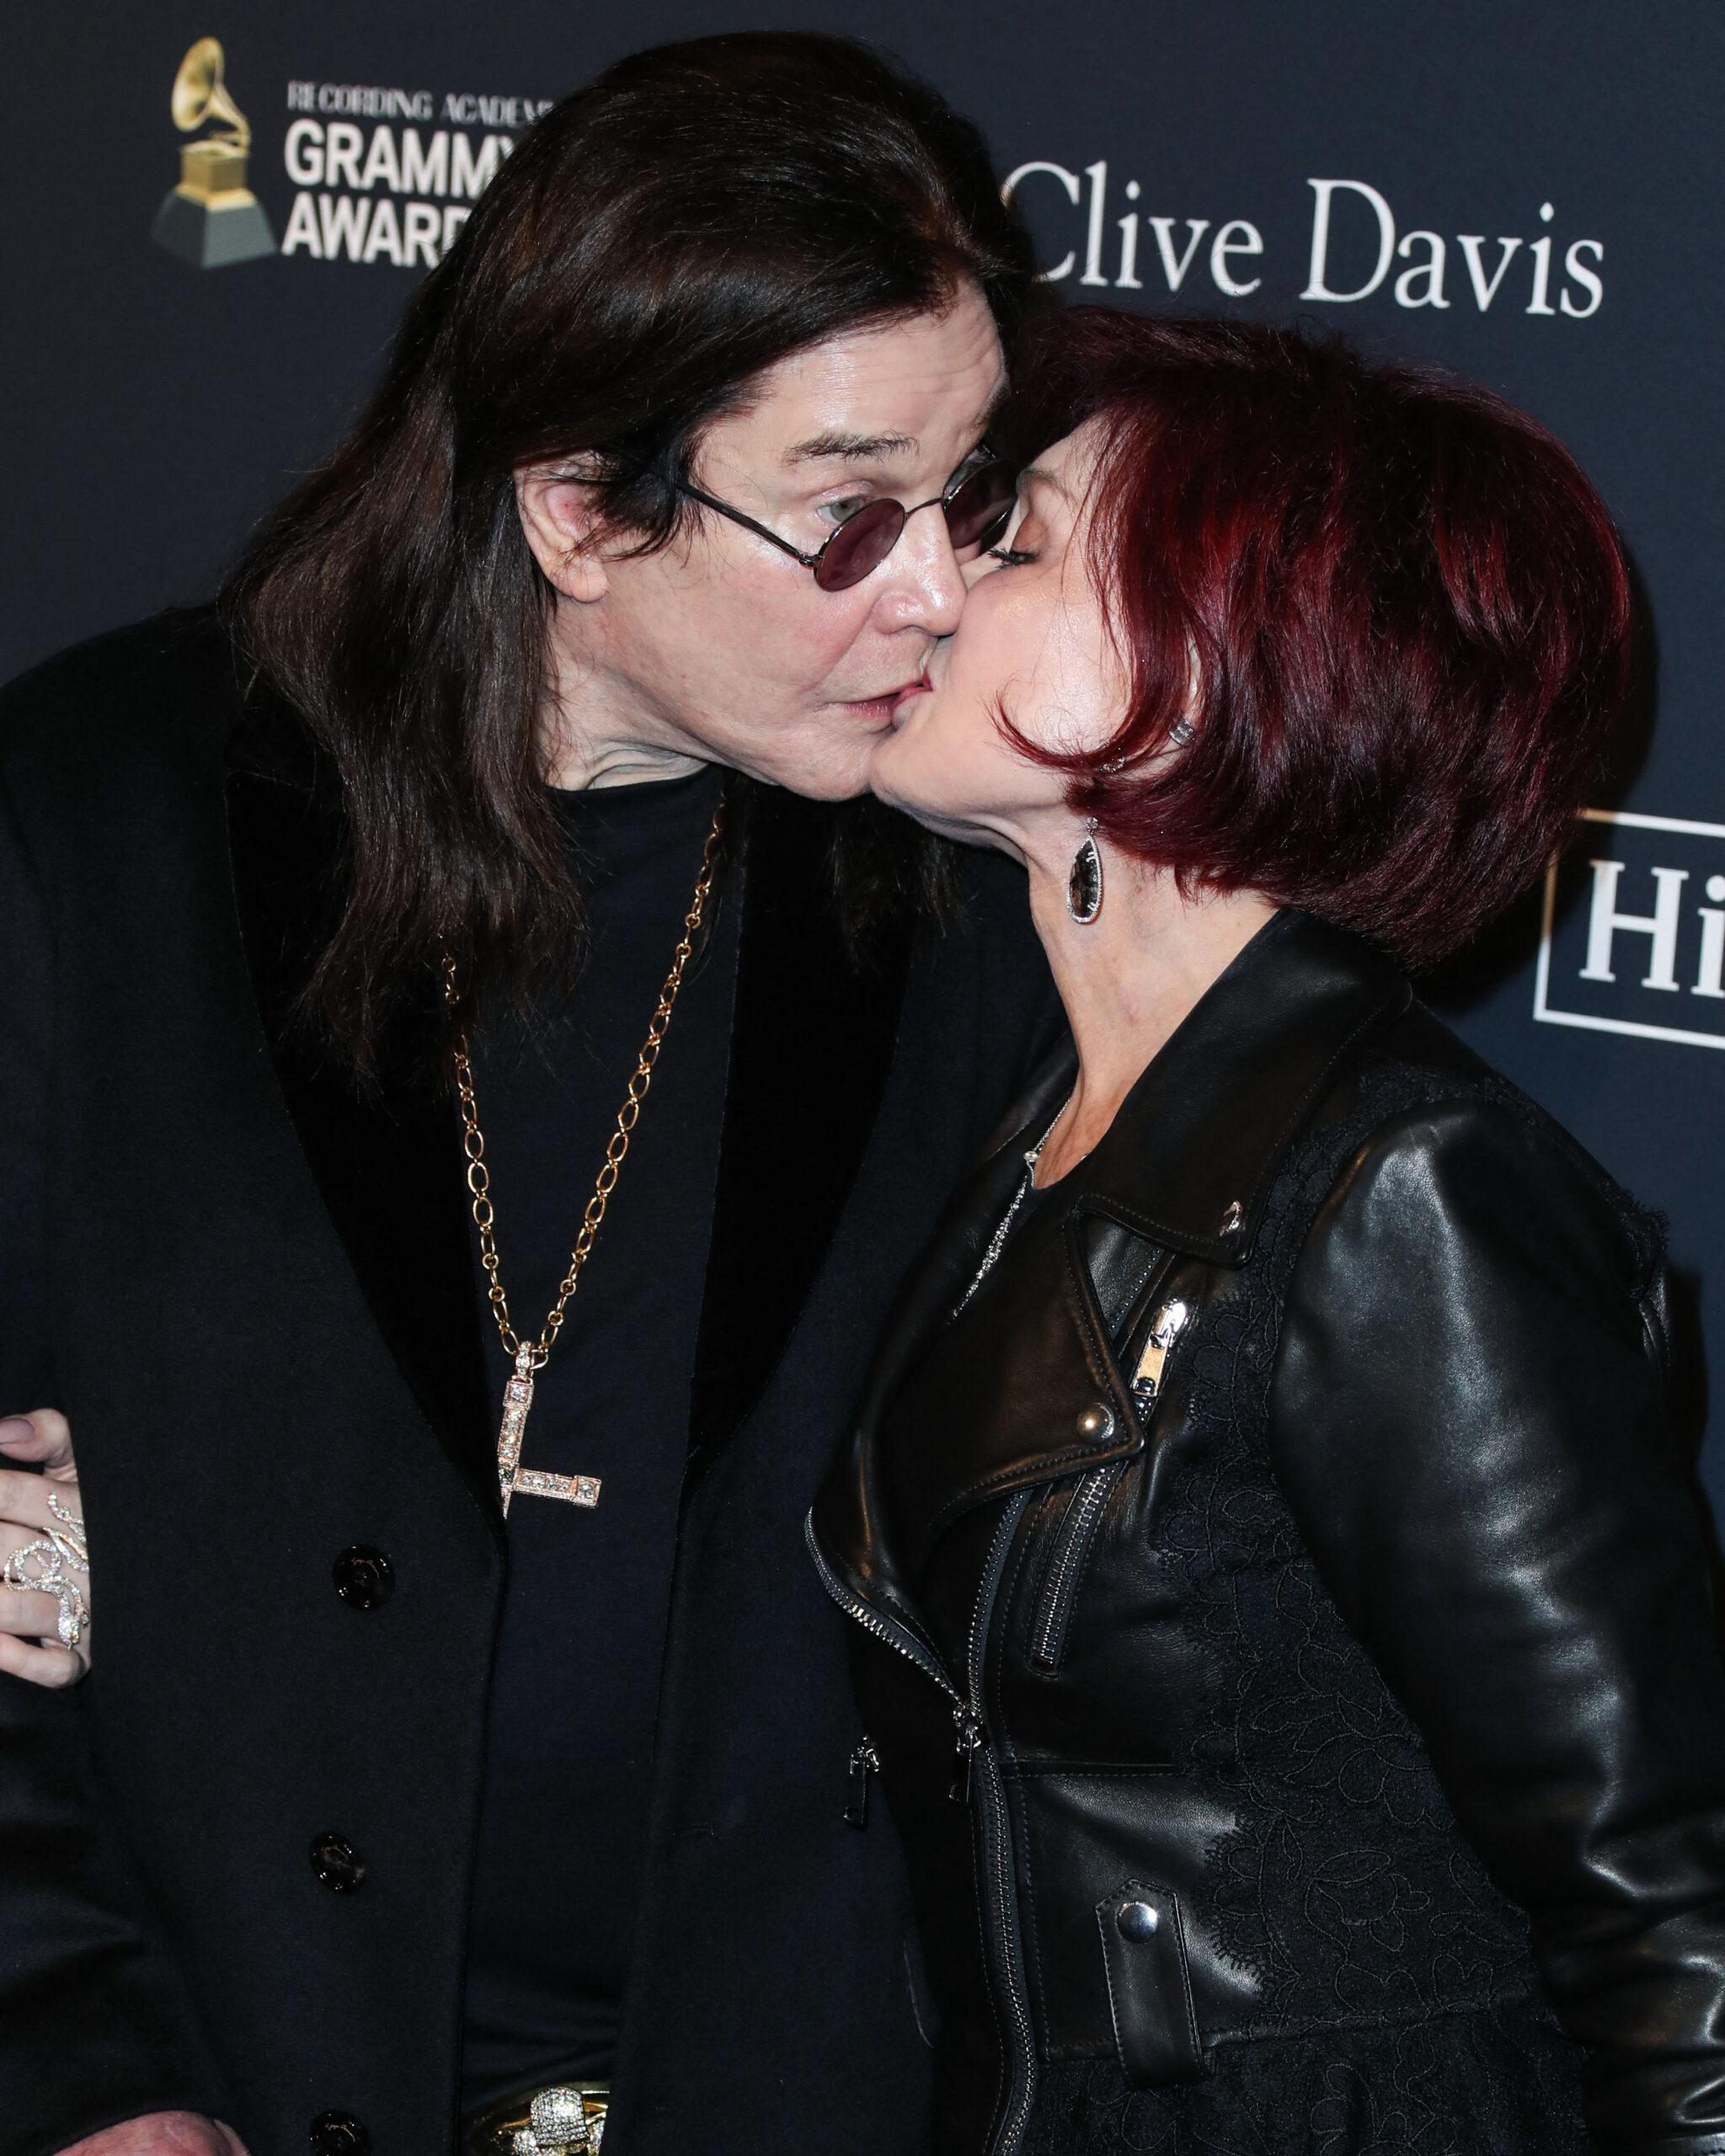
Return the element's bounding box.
[2,1493,90,1653]
[510,2085,606,2153]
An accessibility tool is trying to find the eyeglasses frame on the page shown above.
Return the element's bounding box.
[667,452,1017,588]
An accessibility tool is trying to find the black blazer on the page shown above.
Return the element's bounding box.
[810,910,1725,2156]
[0,611,1061,2156]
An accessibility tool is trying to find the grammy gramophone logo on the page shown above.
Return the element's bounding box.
[151,39,277,269]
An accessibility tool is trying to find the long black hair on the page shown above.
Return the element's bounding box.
[222,32,1037,1072]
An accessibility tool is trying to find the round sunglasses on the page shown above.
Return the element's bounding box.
[671,456,1020,593]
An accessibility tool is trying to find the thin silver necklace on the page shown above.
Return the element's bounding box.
[953,1105,1070,1317]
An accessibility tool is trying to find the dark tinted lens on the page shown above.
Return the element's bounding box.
[943,462,1019,552]
[814,499,905,592]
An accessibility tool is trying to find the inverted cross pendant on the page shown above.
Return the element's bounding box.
[496,1348,602,1518]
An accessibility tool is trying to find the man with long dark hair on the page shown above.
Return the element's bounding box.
[0,35,1059,2156]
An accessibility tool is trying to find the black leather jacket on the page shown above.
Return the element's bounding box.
[809,910,1725,2156]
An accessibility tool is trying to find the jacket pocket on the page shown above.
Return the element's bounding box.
[1096,1880,1206,2086]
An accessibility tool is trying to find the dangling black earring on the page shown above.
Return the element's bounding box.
[1068,819,1103,925]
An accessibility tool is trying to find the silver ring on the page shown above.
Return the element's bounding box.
[3,1494,89,1650]
[47,1491,85,1540]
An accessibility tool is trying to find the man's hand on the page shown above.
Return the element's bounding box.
[0,1409,88,1685]
[61,2116,248,2154]
[1,1436,241,2156]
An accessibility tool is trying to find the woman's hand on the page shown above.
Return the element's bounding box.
[0,1408,90,1686]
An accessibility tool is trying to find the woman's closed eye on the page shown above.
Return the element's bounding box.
[984,497,1039,568]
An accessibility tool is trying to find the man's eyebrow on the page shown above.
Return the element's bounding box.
[784,430,918,465]
[781,389,1008,467]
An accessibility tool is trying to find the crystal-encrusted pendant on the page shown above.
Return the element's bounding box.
[495,1347,603,1517]
[1067,831,1103,924]
[497,1347,537,1513]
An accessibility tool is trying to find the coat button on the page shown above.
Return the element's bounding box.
[309,2113,370,2154]
[332,1545,393,1610]
[1076,1402,1115,1443]
[1118,1899,1160,1940]
[309,1833,365,1892]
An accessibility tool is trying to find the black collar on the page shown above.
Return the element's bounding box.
[223,696,913,1528]
[979,907,1413,1265]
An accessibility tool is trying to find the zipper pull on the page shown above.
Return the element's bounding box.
[1132,1297,1191,1416]
[845,1737,879,1829]
[949,1707,986,1806]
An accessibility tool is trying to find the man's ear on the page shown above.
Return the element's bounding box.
[515,463,612,603]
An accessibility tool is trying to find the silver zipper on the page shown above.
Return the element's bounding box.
[1028,1461,1122,1672]
[804,1513,960,1703]
[808,1493,1040,2156]
[1027,1300,1188,1674]
[975,1742,1039,2156]
[1130,1296,1191,1416]
[967,1493,1027,1706]
[966,1492,1039,2156]
[846,1737,880,1828]
[950,1494,1031,1806]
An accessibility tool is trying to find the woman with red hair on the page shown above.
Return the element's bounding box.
[809,311,1725,2154]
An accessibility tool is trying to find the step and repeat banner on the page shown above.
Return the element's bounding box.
[7,3,1722,1492]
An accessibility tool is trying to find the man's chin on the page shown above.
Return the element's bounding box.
[743,745,875,803]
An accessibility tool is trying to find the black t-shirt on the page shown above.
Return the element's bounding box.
[457,765,736,2112]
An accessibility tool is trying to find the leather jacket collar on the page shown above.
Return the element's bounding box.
[862,907,1413,1401]
[980,906,1413,1263]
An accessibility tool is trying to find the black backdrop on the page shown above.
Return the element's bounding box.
[7,3,1722,1499]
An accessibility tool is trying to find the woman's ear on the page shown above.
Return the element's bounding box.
[515,464,612,603]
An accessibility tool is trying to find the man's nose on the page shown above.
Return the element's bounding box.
[879,504,967,636]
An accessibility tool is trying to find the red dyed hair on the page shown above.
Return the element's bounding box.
[1003,309,1632,968]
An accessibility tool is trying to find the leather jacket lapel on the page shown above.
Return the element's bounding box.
[880,1202,1161,1579]
[686,783,916,1466]
[811,1039,1157,1604]
[224,709,496,1527]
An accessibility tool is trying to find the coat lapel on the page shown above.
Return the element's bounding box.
[227,733,931,1507]
[686,782,916,1467]
[223,704,496,1527]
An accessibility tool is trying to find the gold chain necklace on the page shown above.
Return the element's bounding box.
[446,798,725,1518]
